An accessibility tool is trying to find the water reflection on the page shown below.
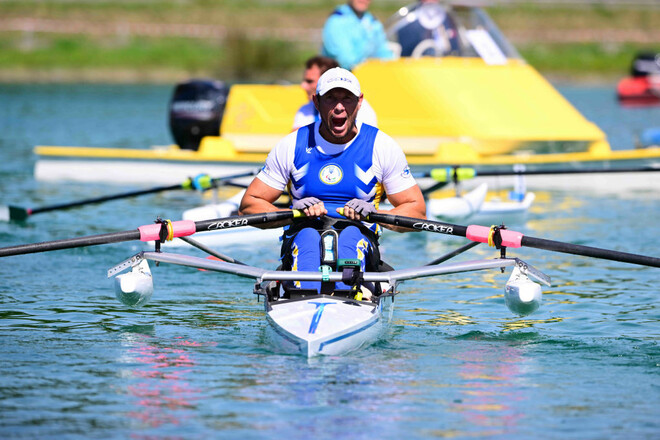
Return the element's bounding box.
[438,332,539,437]
[117,326,210,433]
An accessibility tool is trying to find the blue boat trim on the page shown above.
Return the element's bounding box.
[318,317,380,352]
[308,301,335,334]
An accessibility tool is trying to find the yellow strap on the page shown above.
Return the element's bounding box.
[165,219,174,241]
[488,225,497,247]
[353,285,362,301]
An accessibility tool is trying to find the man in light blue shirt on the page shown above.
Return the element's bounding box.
[322,0,394,70]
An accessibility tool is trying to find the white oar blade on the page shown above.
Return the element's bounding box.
[0,206,9,222]
[504,265,542,316]
[114,259,153,308]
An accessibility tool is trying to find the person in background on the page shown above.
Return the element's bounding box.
[293,55,378,130]
[396,0,460,57]
[321,0,394,70]
[240,67,425,293]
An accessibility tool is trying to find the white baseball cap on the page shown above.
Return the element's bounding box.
[316,67,361,97]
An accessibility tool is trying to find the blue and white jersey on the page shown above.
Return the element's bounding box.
[290,123,379,218]
[257,121,416,219]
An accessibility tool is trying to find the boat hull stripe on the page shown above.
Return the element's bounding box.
[318,317,379,352]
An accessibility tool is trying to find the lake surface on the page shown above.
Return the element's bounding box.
[0,82,659,440]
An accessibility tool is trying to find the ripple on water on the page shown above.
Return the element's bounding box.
[1,84,659,439]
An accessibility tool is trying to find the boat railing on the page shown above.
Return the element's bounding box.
[385,2,522,63]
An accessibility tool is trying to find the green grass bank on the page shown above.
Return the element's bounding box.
[1,0,659,84]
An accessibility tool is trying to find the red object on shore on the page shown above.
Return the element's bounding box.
[617,76,660,106]
[617,52,660,106]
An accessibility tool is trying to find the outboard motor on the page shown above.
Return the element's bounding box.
[631,52,660,77]
[169,79,230,151]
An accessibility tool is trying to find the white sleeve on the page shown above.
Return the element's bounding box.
[373,131,417,195]
[256,132,297,191]
[292,102,317,130]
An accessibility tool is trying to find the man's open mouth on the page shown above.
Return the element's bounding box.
[331,115,347,132]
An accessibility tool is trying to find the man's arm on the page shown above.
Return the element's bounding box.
[239,178,291,228]
[379,185,426,233]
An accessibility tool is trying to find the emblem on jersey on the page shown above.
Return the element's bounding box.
[319,164,343,185]
[306,146,313,154]
[401,166,411,178]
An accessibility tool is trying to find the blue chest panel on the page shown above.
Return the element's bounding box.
[291,124,379,218]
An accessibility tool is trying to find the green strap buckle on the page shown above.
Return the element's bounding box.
[337,259,360,270]
[319,265,332,282]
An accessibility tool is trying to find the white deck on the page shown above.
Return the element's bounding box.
[265,296,392,357]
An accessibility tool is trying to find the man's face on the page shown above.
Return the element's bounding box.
[301,64,322,101]
[349,0,371,13]
[314,88,362,144]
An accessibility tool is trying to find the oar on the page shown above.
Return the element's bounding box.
[369,213,660,268]
[417,165,660,181]
[0,210,301,258]
[0,170,259,222]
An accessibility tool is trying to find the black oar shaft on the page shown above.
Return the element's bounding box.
[521,236,660,268]
[29,184,181,215]
[0,230,140,257]
[370,213,468,237]
[0,210,296,258]
[369,213,660,268]
[192,210,295,233]
[12,170,258,220]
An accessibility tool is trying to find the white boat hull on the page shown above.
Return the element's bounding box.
[426,183,535,225]
[426,183,487,221]
[161,189,281,248]
[467,191,536,225]
[33,159,660,196]
[265,295,393,357]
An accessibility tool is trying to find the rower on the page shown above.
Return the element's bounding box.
[239,67,426,295]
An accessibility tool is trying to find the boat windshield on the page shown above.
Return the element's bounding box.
[385,2,522,63]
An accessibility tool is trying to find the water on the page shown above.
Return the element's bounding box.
[0,83,659,439]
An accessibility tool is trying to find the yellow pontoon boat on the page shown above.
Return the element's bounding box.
[34,2,660,192]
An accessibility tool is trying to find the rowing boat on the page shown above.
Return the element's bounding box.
[109,250,544,357]
[1,210,658,357]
